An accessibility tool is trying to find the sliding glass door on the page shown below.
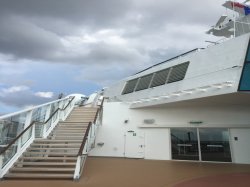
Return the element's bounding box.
[171,128,199,160]
[199,128,232,162]
[171,128,232,162]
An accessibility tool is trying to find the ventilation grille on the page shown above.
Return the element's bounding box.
[150,68,170,88]
[122,78,138,94]
[135,74,153,91]
[167,62,189,83]
[121,61,190,95]
[143,119,155,124]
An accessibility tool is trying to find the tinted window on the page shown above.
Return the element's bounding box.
[122,79,138,94]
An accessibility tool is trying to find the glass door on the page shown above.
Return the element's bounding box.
[199,128,232,162]
[171,128,199,160]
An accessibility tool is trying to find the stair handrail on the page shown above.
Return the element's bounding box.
[74,97,106,180]
[0,96,75,155]
[77,122,92,156]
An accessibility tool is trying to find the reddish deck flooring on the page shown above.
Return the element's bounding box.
[1,157,250,187]
[174,173,250,187]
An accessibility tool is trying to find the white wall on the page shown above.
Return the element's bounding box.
[90,101,250,161]
[230,129,250,164]
[90,102,172,160]
[144,128,170,160]
[104,34,250,104]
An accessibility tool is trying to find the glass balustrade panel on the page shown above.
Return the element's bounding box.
[0,113,27,146]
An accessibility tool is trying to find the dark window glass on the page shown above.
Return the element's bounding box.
[171,128,199,161]
[122,78,139,95]
[199,128,231,162]
[239,63,250,91]
[135,74,153,91]
[246,47,250,62]
[167,62,189,83]
[150,69,170,88]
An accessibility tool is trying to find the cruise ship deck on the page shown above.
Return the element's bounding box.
[1,157,250,187]
[1,1,250,185]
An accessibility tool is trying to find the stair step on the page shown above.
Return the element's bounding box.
[65,121,93,122]
[20,157,77,160]
[50,133,85,137]
[24,152,77,156]
[10,167,75,172]
[68,113,95,117]
[71,113,95,114]
[67,119,95,120]
[27,147,79,150]
[48,136,84,139]
[59,122,89,124]
[31,144,81,147]
[53,129,86,133]
[57,126,88,129]
[34,139,82,143]
[57,126,87,129]
[65,119,92,120]
[4,173,73,179]
[67,114,95,116]
[66,120,94,121]
[14,162,76,166]
[56,127,87,132]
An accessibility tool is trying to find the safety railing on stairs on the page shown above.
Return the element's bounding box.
[73,97,106,180]
[0,96,75,178]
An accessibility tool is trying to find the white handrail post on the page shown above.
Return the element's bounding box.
[58,100,64,121]
[0,155,3,172]
[73,156,81,180]
[17,135,22,153]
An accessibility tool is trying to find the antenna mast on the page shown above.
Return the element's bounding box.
[233,0,236,37]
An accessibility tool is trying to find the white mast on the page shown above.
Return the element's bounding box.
[233,0,236,37]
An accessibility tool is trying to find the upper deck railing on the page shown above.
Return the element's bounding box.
[134,48,204,75]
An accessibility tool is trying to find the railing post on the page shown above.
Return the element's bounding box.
[17,136,22,153]
[73,156,81,180]
[58,100,64,121]
[0,153,3,170]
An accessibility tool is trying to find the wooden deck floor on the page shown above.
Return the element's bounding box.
[1,157,250,187]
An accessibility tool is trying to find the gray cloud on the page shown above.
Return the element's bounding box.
[0,0,133,32]
[75,64,139,86]
[0,15,63,61]
[0,0,226,85]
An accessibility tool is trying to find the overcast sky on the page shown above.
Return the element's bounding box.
[0,0,227,114]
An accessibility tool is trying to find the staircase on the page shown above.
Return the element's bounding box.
[4,106,98,179]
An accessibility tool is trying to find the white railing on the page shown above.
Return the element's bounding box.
[73,97,105,180]
[73,121,98,180]
[0,96,76,178]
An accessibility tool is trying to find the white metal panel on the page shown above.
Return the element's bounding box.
[124,131,145,158]
[104,34,250,103]
[230,128,250,164]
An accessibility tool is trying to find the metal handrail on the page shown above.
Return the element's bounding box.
[93,108,100,124]
[0,96,75,155]
[77,97,106,156]
[0,97,70,119]
[77,122,92,156]
[134,48,204,75]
